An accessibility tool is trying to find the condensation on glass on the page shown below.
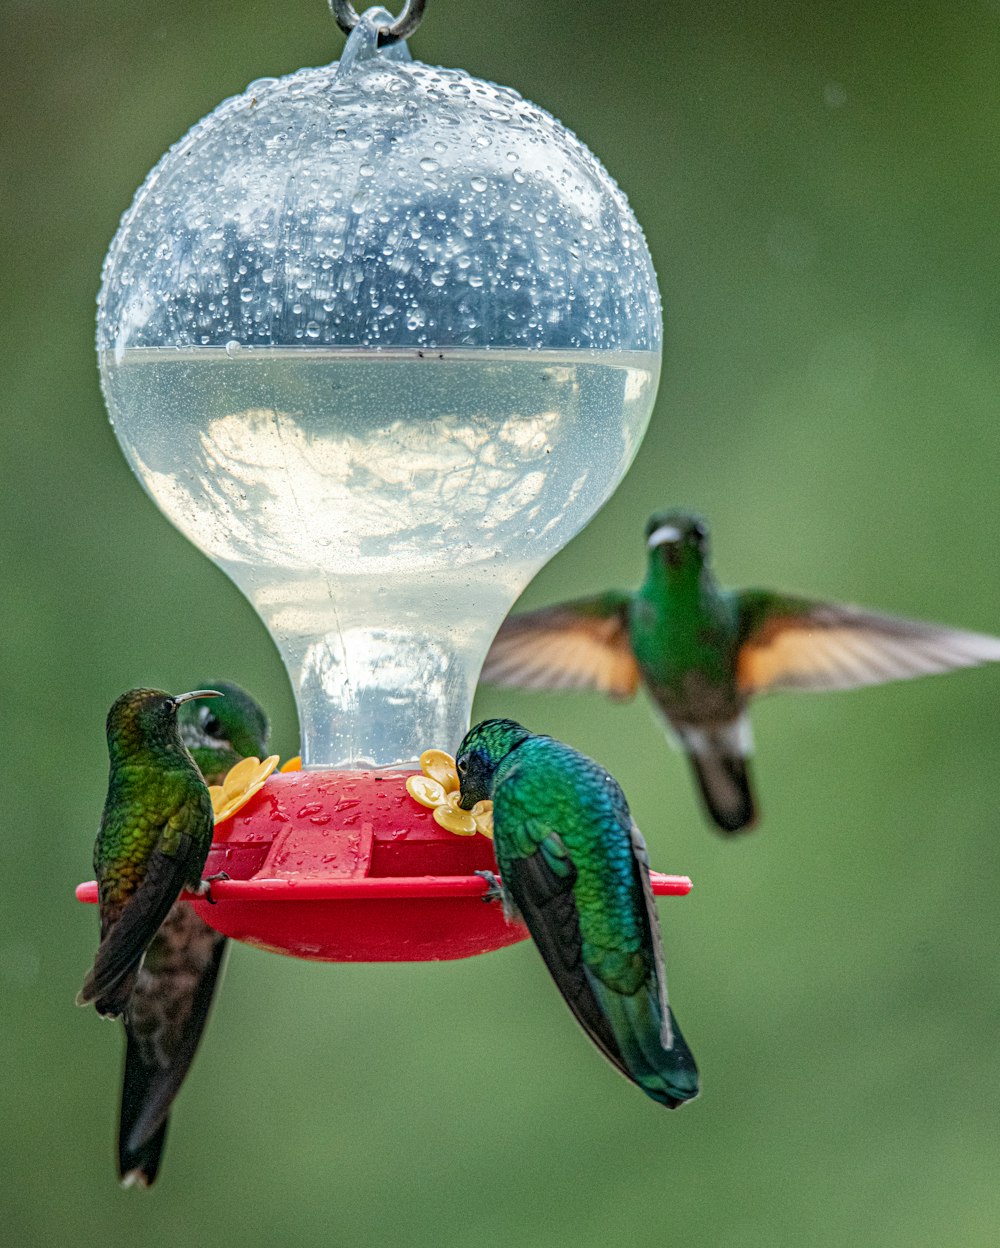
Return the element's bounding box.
[97,7,663,768]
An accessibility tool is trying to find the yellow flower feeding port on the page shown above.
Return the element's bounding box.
[79,751,692,962]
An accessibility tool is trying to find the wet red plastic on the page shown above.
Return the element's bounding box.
[75,769,693,963]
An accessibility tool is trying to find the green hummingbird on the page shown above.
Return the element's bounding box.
[456,718,699,1109]
[117,681,269,1188]
[482,510,1000,834]
[77,688,221,1019]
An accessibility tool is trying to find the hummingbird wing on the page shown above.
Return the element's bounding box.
[500,833,630,1078]
[77,835,204,1017]
[118,908,228,1187]
[495,770,698,1108]
[579,816,698,1107]
[626,818,672,1045]
[735,591,1000,695]
[481,593,639,699]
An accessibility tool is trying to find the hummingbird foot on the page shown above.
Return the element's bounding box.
[474,870,505,905]
[194,871,230,905]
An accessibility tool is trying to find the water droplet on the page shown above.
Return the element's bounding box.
[470,176,488,193]
[419,157,440,174]
[224,340,241,357]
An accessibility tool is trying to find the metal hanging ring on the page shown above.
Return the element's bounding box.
[330,0,427,46]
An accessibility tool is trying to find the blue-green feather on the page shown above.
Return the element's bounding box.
[457,720,699,1109]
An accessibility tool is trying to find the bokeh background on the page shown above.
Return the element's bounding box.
[3,1,1000,1244]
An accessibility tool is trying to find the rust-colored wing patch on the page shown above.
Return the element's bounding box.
[481,596,640,700]
[737,595,1000,696]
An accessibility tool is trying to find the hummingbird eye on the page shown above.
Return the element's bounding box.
[690,522,707,543]
[199,706,223,738]
[457,758,468,774]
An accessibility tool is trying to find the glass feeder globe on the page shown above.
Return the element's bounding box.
[97,6,663,769]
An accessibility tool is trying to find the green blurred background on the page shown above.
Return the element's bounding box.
[3,1,1000,1243]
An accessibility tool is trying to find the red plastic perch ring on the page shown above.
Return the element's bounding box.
[75,769,692,963]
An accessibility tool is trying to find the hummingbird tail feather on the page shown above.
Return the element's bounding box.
[590,980,700,1108]
[119,1116,168,1189]
[681,721,757,834]
[121,921,228,1158]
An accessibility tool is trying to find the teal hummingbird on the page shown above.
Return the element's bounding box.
[77,688,222,1020]
[482,510,1000,834]
[456,718,699,1109]
[117,681,269,1188]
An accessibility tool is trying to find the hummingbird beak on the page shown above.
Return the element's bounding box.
[647,524,682,550]
[172,689,224,706]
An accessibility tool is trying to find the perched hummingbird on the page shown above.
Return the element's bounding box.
[482,510,1000,834]
[78,688,221,1019]
[179,680,270,781]
[117,680,269,1188]
[456,718,699,1109]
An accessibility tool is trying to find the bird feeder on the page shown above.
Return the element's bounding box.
[82,1,687,960]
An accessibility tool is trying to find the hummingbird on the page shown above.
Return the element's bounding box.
[481,510,1000,834]
[178,680,270,780]
[78,688,222,1020]
[117,680,269,1188]
[456,718,699,1110]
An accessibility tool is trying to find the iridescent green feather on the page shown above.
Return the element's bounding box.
[457,719,699,1109]
[116,682,269,1188]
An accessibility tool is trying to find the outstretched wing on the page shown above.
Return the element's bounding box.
[736,591,1000,696]
[481,593,639,700]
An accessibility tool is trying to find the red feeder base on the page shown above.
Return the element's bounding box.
[76,769,692,962]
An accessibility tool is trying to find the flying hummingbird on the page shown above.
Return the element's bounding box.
[481,510,1000,834]
[116,681,270,1188]
[77,688,221,1019]
[456,718,699,1110]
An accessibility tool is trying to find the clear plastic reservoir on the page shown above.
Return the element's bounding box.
[97,8,663,767]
